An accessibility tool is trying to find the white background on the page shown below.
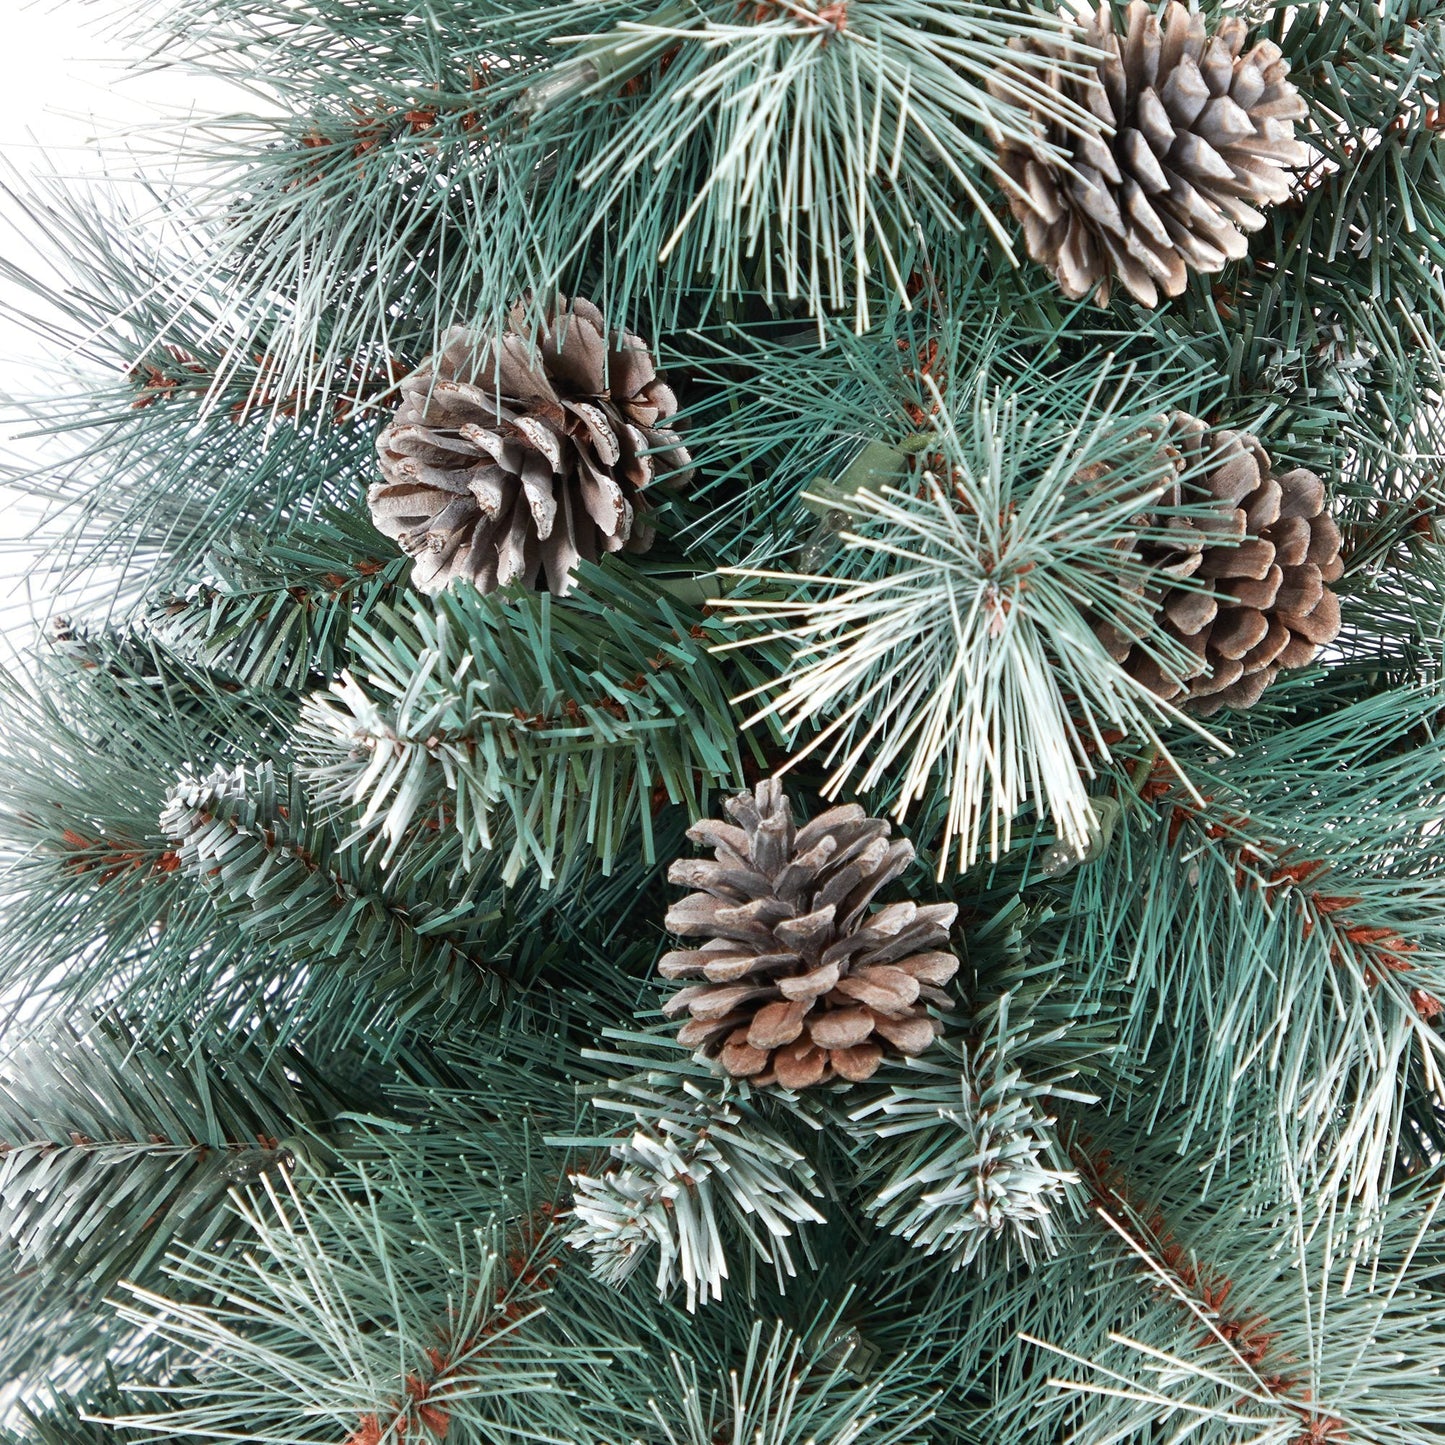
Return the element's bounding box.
[0,0,249,641]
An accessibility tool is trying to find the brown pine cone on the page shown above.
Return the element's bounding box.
[660,781,958,1090]
[1096,413,1343,717]
[368,296,691,596]
[988,1,1308,306]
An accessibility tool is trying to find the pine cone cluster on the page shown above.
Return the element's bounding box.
[1096,412,1343,716]
[660,782,958,1089]
[369,296,690,596]
[988,1,1307,306]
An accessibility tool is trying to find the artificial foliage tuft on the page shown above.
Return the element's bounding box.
[3,0,1445,1439]
[564,1052,826,1310]
[852,1006,1091,1270]
[717,353,1219,868]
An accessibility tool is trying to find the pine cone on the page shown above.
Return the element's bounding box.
[660,782,958,1089]
[369,296,691,596]
[1096,413,1343,717]
[988,1,1307,306]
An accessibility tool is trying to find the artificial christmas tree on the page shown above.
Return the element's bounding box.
[2,1,1445,1443]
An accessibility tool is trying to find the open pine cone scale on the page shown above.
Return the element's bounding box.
[661,783,958,1089]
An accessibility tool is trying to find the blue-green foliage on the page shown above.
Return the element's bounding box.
[2,0,1445,1441]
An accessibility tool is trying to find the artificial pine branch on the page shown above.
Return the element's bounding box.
[1019,1148,1445,1445]
[114,0,1107,355]
[851,997,1094,1272]
[717,351,1225,870]
[562,1045,826,1311]
[299,565,783,881]
[0,1018,342,1390]
[0,635,288,1037]
[160,761,525,1039]
[151,512,408,692]
[0,1390,146,1445]
[109,1167,605,1445]
[645,1318,936,1445]
[1054,689,1445,1212]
